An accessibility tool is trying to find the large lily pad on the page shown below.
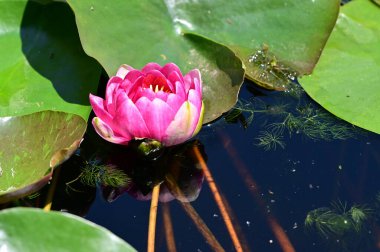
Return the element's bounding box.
[164,0,340,88]
[67,0,245,123]
[300,0,380,134]
[0,1,101,201]
[0,0,100,119]
[0,112,86,203]
[67,1,339,95]
[0,207,136,252]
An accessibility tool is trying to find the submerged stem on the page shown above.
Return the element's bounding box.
[166,173,225,251]
[147,183,160,252]
[193,146,243,252]
[43,168,61,212]
[162,203,177,252]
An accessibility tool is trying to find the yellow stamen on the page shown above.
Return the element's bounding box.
[160,86,164,91]
[155,85,159,93]
[150,84,153,90]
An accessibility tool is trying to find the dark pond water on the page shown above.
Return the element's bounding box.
[51,81,380,252]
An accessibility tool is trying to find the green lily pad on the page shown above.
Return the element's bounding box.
[0,0,100,119]
[164,0,341,89]
[67,1,339,94]
[66,0,245,123]
[0,207,136,252]
[300,0,380,134]
[0,112,86,203]
[0,1,101,201]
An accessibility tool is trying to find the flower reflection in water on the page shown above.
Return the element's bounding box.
[99,140,205,204]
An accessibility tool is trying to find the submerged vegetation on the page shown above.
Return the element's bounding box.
[66,159,130,191]
[305,201,373,251]
[305,202,372,237]
[267,104,355,141]
[224,83,357,151]
[255,131,285,151]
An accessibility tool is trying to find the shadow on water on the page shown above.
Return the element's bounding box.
[20,0,100,105]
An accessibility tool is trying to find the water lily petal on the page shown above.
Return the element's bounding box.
[121,70,144,89]
[193,71,202,98]
[142,70,172,92]
[183,76,192,94]
[184,69,202,95]
[155,90,169,102]
[116,64,134,79]
[186,90,203,137]
[192,101,204,137]
[106,76,122,90]
[141,62,162,73]
[114,88,130,111]
[175,81,186,99]
[136,97,175,142]
[89,94,114,125]
[105,78,121,116]
[92,117,130,144]
[166,93,184,113]
[166,71,182,92]
[131,85,156,102]
[163,101,198,146]
[187,89,202,112]
[114,95,150,139]
[126,76,144,98]
[161,63,183,79]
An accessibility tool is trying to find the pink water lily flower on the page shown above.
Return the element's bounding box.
[89,63,204,146]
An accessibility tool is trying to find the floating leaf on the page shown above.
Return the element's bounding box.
[68,0,339,92]
[0,1,101,201]
[67,0,248,123]
[166,0,340,89]
[0,112,86,203]
[300,0,380,134]
[0,207,136,252]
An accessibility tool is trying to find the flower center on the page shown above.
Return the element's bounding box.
[142,74,170,93]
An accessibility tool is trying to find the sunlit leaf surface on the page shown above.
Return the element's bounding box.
[67,0,338,95]
[0,208,136,252]
[0,0,100,119]
[67,0,252,123]
[0,112,86,203]
[300,0,380,134]
[165,0,340,88]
